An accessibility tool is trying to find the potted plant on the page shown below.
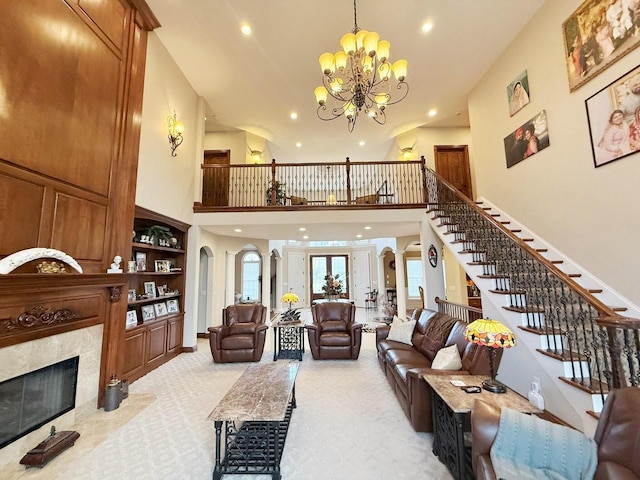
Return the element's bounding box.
[322,273,343,300]
[265,180,286,206]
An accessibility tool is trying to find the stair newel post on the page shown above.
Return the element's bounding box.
[271,159,277,206]
[420,155,428,204]
[345,157,352,205]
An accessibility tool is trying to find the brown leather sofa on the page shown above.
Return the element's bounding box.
[208,304,268,363]
[376,308,498,432]
[306,302,362,359]
[471,387,640,480]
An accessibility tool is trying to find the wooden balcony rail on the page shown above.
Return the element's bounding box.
[435,296,483,323]
[194,158,428,212]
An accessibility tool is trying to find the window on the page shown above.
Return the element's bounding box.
[241,252,260,301]
[310,255,348,299]
[406,259,423,298]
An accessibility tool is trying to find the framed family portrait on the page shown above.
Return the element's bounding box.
[507,70,530,116]
[586,64,640,167]
[144,281,156,298]
[166,299,179,314]
[127,289,137,302]
[503,110,551,168]
[563,0,640,92]
[154,259,173,273]
[141,305,155,321]
[154,302,168,317]
[126,310,138,327]
[135,251,147,272]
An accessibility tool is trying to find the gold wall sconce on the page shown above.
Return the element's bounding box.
[401,147,414,160]
[249,149,262,163]
[167,111,184,157]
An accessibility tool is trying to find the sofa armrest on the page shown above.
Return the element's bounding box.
[471,400,501,476]
[376,325,390,343]
[208,325,229,349]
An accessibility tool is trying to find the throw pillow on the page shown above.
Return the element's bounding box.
[431,344,462,370]
[386,319,416,345]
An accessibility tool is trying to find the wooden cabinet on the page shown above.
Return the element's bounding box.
[122,206,190,383]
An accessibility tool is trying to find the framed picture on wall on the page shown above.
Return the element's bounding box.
[586,63,640,167]
[507,70,530,116]
[563,0,640,92]
[503,110,550,168]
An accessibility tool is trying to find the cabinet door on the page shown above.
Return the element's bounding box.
[167,316,183,354]
[145,321,167,366]
[122,329,145,380]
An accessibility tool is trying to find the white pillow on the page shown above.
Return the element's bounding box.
[431,345,462,370]
[386,319,416,345]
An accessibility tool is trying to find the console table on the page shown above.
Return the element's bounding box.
[423,374,541,480]
[207,362,299,480]
[272,318,305,361]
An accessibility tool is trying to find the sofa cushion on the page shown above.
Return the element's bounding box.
[431,344,462,370]
[386,348,432,368]
[377,339,415,358]
[418,314,458,361]
[319,332,350,346]
[321,320,347,333]
[386,319,416,345]
[221,335,254,349]
[229,322,256,335]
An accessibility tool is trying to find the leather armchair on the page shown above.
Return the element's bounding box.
[470,387,640,480]
[208,304,268,363]
[307,302,362,359]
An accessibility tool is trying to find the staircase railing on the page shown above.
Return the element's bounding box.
[425,166,640,404]
[435,296,483,323]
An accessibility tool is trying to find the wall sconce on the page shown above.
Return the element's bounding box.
[401,147,414,160]
[250,149,262,163]
[167,111,184,157]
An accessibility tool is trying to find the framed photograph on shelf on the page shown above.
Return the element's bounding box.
[563,0,640,92]
[127,289,137,302]
[126,310,138,327]
[507,70,530,116]
[135,251,147,272]
[154,259,172,273]
[157,285,166,296]
[166,299,179,314]
[586,64,640,167]
[154,302,168,317]
[141,305,155,322]
[144,281,156,298]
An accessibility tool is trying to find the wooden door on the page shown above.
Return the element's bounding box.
[434,145,473,199]
[203,150,230,206]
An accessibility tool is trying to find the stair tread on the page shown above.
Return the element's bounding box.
[518,325,566,336]
[559,377,609,396]
[510,229,522,233]
[489,289,526,295]
[503,305,545,314]
[477,274,509,279]
[467,261,495,266]
[536,348,588,362]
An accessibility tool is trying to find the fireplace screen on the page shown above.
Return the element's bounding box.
[0,356,79,449]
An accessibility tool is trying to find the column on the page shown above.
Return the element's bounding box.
[377,254,386,304]
[225,251,237,306]
[420,219,446,311]
[394,249,407,319]
[275,256,283,313]
[261,252,271,313]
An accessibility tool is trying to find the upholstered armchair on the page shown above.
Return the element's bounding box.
[470,387,640,480]
[307,302,362,359]
[208,304,268,363]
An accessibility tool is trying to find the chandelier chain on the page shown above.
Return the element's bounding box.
[352,0,359,33]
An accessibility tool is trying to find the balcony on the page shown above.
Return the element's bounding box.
[194,158,428,212]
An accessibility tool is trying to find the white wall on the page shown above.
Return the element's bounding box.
[468,1,640,306]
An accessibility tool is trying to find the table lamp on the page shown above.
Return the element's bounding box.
[281,292,300,322]
[464,318,516,393]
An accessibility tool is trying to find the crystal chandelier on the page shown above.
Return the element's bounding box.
[314,0,408,132]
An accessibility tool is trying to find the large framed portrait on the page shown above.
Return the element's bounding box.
[563,0,640,92]
[586,64,640,167]
[503,110,550,168]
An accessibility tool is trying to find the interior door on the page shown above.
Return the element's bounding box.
[203,150,230,206]
[434,145,473,199]
[352,251,371,308]
[287,252,306,306]
[310,255,349,300]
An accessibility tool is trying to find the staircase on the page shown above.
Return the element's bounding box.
[424,167,640,432]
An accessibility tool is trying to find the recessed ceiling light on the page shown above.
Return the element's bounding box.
[428,109,437,117]
[290,112,298,120]
[364,226,372,230]
[421,22,433,33]
[296,142,302,148]
[359,140,365,146]
[234,228,242,233]
[302,235,309,239]
[356,234,362,238]
[241,25,252,35]
[298,227,306,231]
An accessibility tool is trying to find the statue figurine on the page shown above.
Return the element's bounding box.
[107,255,123,274]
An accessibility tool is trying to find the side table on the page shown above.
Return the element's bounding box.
[423,374,541,480]
[272,319,305,361]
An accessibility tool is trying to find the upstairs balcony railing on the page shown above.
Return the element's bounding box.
[194,158,428,212]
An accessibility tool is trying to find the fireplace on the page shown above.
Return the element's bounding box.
[0,356,79,449]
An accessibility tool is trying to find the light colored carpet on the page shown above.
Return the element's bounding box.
[10,309,453,480]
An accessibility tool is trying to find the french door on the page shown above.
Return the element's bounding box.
[310,255,348,300]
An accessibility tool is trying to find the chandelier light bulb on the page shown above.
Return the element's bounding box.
[335,51,348,71]
[319,52,335,75]
[377,40,390,63]
[363,31,379,56]
[340,33,356,54]
[314,86,328,106]
[392,59,408,81]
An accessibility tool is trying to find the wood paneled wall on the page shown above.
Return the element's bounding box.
[0,0,159,406]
